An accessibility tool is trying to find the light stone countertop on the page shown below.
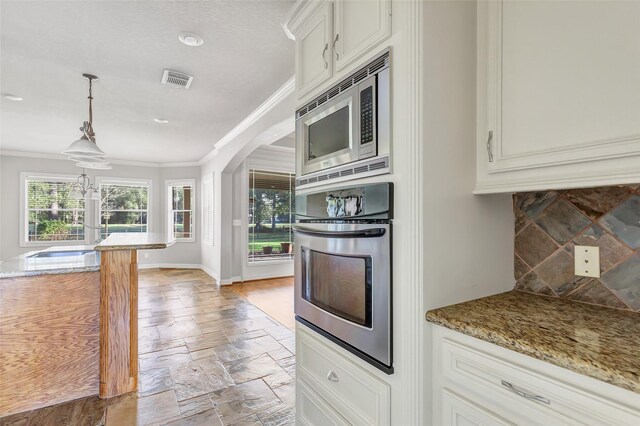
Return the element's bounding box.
[0,245,100,278]
[95,232,175,251]
[426,291,640,394]
[1,233,174,278]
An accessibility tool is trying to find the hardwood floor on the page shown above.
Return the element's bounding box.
[0,269,295,426]
[229,277,295,331]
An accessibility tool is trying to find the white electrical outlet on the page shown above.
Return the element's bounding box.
[574,245,600,278]
[232,219,242,227]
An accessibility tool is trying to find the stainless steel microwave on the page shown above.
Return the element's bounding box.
[295,50,390,181]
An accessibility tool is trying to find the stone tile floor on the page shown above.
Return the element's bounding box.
[0,269,295,426]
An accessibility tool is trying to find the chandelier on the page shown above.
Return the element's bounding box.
[70,169,100,200]
[62,74,111,200]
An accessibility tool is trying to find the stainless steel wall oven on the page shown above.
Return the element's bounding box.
[294,183,393,373]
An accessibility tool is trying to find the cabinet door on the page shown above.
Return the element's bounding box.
[297,378,349,426]
[296,1,333,97]
[334,0,391,72]
[441,389,513,426]
[479,1,640,181]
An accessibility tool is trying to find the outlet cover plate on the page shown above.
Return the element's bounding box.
[574,245,600,278]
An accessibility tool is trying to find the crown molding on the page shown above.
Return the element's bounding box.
[208,76,295,153]
[256,144,295,154]
[0,150,200,168]
[281,0,326,41]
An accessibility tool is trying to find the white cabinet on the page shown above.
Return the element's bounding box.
[432,325,640,426]
[295,1,333,97]
[441,389,513,426]
[476,1,640,193]
[297,378,349,426]
[283,0,392,99]
[333,0,391,73]
[296,322,391,425]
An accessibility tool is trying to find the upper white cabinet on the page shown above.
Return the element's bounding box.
[295,1,334,97]
[476,1,640,193]
[333,0,391,72]
[283,0,391,99]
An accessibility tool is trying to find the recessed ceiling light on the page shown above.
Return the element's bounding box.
[154,118,169,124]
[4,95,23,101]
[178,32,204,47]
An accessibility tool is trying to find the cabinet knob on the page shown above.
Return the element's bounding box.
[327,370,339,382]
[322,43,329,69]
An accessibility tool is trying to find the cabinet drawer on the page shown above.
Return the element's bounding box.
[297,324,391,425]
[440,336,640,425]
[297,377,349,426]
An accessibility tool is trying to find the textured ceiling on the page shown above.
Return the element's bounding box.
[0,1,294,163]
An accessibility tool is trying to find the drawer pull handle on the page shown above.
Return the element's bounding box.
[327,370,339,382]
[501,380,550,405]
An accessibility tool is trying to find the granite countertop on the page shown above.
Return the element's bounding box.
[426,291,640,394]
[0,245,100,278]
[95,232,175,251]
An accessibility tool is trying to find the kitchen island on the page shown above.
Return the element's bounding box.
[0,233,173,416]
[94,233,174,399]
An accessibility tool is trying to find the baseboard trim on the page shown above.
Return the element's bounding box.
[137,264,286,287]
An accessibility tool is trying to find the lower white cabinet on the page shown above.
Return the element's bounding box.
[432,325,640,426]
[296,322,391,425]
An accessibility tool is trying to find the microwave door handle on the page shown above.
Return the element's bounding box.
[293,226,386,238]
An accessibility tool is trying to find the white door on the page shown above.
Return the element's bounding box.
[296,1,333,97]
[334,0,391,72]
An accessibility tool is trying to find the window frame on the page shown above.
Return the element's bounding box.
[166,179,196,243]
[246,166,295,265]
[20,172,90,247]
[95,177,152,240]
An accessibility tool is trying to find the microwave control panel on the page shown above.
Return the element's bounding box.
[361,85,375,145]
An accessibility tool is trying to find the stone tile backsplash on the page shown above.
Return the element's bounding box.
[513,185,640,311]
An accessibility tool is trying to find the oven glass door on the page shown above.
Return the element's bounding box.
[302,249,372,328]
[294,222,391,367]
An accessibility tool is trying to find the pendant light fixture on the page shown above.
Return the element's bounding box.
[62,74,111,167]
[69,168,101,200]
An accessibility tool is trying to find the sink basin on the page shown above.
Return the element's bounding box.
[28,250,96,258]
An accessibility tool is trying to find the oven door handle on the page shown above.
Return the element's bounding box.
[293,226,386,238]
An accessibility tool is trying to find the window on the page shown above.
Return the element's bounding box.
[22,174,86,244]
[202,174,214,245]
[167,180,195,242]
[99,179,150,239]
[248,169,295,262]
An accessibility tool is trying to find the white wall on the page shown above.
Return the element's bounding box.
[200,78,295,284]
[0,154,201,266]
[420,1,514,422]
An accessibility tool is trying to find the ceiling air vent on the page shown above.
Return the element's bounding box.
[161,70,193,89]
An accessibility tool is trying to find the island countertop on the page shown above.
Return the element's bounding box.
[95,232,175,251]
[426,291,640,394]
[0,245,100,278]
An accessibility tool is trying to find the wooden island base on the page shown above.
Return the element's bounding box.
[99,249,138,398]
